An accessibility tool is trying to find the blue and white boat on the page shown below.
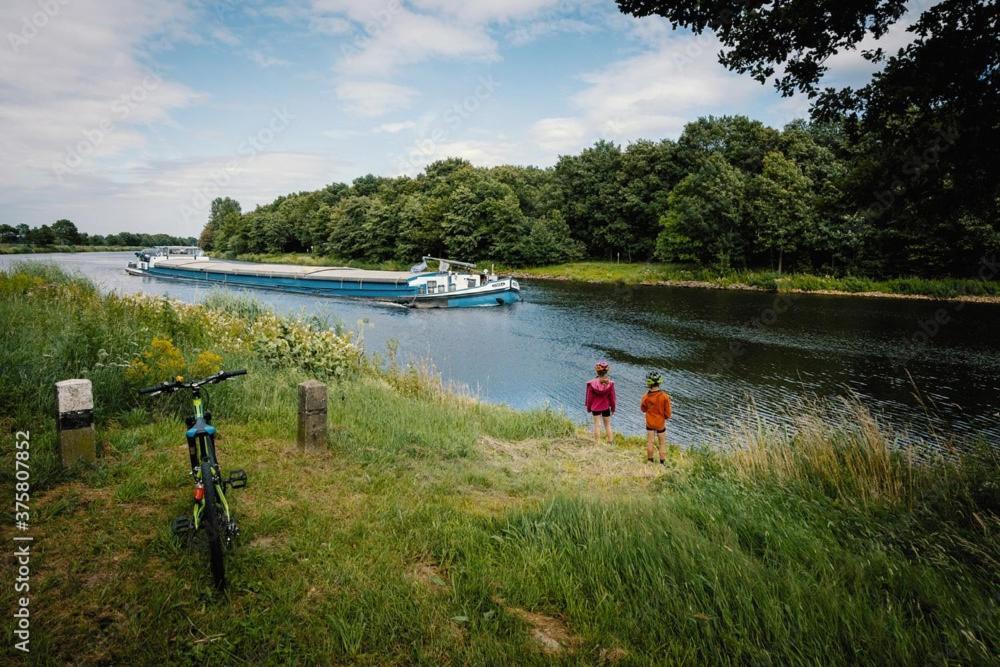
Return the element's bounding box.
[126,247,521,308]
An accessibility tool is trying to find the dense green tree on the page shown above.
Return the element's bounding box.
[554,140,628,258]
[26,225,55,245]
[196,107,986,277]
[618,139,684,259]
[749,152,815,273]
[0,224,17,243]
[51,219,80,245]
[657,153,748,268]
[676,116,781,174]
[617,0,999,278]
[202,197,242,251]
[518,211,586,265]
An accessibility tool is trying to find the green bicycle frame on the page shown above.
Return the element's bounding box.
[186,394,232,528]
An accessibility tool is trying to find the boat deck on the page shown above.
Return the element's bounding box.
[153,258,420,284]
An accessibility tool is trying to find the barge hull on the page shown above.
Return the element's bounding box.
[147,266,419,299]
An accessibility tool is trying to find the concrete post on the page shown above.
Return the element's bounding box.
[297,380,327,450]
[55,379,97,466]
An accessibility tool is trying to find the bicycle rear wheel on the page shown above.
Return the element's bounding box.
[200,460,226,591]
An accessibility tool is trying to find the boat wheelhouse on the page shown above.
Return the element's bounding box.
[126,249,520,308]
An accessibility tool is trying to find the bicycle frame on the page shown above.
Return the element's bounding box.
[185,389,232,530]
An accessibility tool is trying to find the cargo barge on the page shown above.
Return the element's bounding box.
[126,247,520,308]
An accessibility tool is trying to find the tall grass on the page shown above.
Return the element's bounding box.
[725,399,913,507]
[1,262,997,665]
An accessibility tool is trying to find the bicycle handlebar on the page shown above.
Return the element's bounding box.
[138,369,248,396]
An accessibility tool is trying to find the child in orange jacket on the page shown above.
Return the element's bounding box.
[640,370,671,464]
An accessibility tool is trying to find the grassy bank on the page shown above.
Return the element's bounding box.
[2,263,998,665]
[503,261,1000,301]
[0,244,140,254]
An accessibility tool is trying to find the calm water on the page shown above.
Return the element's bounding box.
[5,252,999,447]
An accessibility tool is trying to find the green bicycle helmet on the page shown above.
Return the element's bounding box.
[645,370,663,387]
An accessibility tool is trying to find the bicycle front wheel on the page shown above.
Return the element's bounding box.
[200,460,226,591]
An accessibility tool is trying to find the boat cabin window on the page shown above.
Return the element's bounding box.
[466,278,477,289]
[426,280,437,293]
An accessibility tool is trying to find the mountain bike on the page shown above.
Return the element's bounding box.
[139,369,249,591]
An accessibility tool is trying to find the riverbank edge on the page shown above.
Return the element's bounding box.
[231,254,1000,303]
[0,244,141,254]
[507,269,1000,304]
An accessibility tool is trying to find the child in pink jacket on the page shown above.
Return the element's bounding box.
[585,360,617,445]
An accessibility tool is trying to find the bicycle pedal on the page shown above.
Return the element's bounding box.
[226,469,248,489]
[171,516,194,537]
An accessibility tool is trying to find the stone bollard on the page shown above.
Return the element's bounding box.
[55,379,97,466]
[297,380,328,450]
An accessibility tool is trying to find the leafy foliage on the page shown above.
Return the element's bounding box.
[206,111,995,276]
[6,220,196,248]
[616,0,999,276]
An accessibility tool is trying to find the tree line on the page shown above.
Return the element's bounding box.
[202,115,997,278]
[1,220,196,248]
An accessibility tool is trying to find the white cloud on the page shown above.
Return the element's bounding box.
[506,18,595,46]
[122,152,350,227]
[531,117,588,152]
[409,0,560,24]
[335,80,419,116]
[5,151,351,234]
[210,26,240,46]
[531,33,762,153]
[335,10,497,77]
[0,0,199,191]
[309,15,352,35]
[322,128,362,139]
[312,1,611,128]
[392,138,516,175]
[374,120,417,133]
[246,50,291,68]
[821,16,918,86]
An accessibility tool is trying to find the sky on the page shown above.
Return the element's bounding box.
[0,0,915,236]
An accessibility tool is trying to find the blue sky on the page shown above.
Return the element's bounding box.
[1,0,910,235]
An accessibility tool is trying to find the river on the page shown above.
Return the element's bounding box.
[4,251,998,448]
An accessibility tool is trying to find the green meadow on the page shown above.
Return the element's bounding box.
[1,263,997,665]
